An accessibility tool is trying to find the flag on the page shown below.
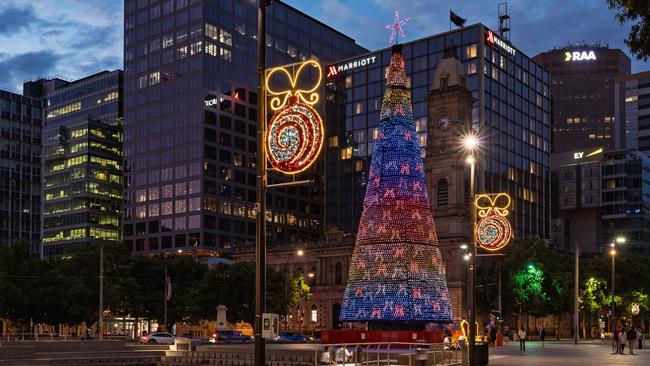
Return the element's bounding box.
[450,10,466,27]
[165,276,172,300]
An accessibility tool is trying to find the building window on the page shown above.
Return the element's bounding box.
[206,23,218,39]
[162,34,174,48]
[138,75,148,89]
[335,262,342,285]
[205,42,217,56]
[149,204,160,217]
[175,199,187,213]
[219,29,232,46]
[220,47,232,62]
[162,201,173,215]
[354,160,364,172]
[190,41,202,55]
[310,305,318,323]
[149,71,160,86]
[465,44,477,59]
[176,46,187,60]
[340,148,352,160]
[437,178,449,207]
[467,61,477,75]
[345,75,352,88]
[136,206,147,219]
[328,135,339,148]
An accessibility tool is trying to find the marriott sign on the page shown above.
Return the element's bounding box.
[326,55,378,78]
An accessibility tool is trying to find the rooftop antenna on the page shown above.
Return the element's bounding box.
[498,2,510,41]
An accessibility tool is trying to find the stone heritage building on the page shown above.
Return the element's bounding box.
[230,229,354,332]
[424,51,475,323]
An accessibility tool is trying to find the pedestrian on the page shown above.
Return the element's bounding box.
[490,326,497,347]
[627,327,636,355]
[637,329,643,349]
[539,326,546,347]
[612,328,618,355]
[518,327,527,351]
[618,327,627,354]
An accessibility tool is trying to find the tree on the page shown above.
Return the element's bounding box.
[608,0,650,61]
[340,44,452,325]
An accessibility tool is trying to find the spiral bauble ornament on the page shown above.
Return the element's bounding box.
[266,96,323,174]
[476,213,512,251]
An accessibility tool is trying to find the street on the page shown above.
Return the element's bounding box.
[490,340,650,366]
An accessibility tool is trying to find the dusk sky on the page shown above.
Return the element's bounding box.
[0,0,648,92]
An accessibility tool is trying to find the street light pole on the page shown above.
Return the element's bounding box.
[98,245,104,341]
[255,2,268,366]
[574,247,579,345]
[468,155,476,366]
[611,245,616,334]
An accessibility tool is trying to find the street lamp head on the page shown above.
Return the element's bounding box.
[589,277,595,282]
[466,155,475,165]
[463,254,470,261]
[610,242,615,248]
[610,249,616,256]
[615,236,626,244]
[460,244,468,250]
[307,272,315,278]
[462,134,479,151]
[297,249,304,256]
[177,249,183,253]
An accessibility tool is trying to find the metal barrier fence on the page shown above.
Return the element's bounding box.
[319,342,464,366]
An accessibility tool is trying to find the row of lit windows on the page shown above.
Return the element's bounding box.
[46,102,81,119]
[134,181,201,203]
[135,197,201,219]
[42,227,120,243]
[96,92,119,105]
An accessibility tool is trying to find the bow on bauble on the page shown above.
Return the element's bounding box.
[475,193,511,218]
[265,60,322,111]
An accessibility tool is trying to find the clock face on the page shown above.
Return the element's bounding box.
[438,116,450,130]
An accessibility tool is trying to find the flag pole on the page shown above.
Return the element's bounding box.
[164,264,168,332]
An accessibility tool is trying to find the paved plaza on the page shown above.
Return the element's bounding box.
[489,340,650,366]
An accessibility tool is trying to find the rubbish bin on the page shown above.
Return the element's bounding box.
[476,342,489,365]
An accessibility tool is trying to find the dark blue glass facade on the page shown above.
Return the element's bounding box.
[123,0,367,254]
[0,91,42,250]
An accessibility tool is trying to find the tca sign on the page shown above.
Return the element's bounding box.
[565,50,596,61]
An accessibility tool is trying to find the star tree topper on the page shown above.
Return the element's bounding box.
[385,10,410,45]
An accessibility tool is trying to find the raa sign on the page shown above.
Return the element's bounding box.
[564,50,596,61]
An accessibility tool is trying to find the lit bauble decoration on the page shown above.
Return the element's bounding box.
[266,96,323,174]
[475,193,513,251]
[476,214,512,251]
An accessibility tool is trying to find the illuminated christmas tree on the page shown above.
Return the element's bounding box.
[340,44,452,326]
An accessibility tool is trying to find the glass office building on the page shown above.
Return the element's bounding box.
[36,70,123,256]
[325,24,551,239]
[0,90,42,250]
[123,0,366,254]
[533,45,630,153]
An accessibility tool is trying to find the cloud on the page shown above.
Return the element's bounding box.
[0,51,61,89]
[0,5,39,34]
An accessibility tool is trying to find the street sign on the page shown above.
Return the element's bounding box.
[261,313,279,339]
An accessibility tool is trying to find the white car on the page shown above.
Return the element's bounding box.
[141,332,177,344]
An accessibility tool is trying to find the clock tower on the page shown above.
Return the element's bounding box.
[425,49,475,324]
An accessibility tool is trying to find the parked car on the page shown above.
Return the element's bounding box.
[209,329,252,343]
[275,332,312,343]
[140,332,177,344]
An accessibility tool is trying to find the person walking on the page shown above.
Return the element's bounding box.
[518,327,527,351]
[612,328,619,355]
[627,327,636,355]
[539,326,546,347]
[637,329,644,349]
[618,327,627,354]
